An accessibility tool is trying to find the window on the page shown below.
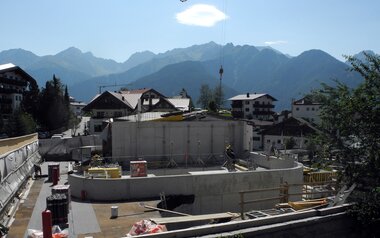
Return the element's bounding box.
[267,139,271,143]
[253,137,260,141]
[312,107,315,111]
[254,101,259,105]
[296,107,299,111]
[245,101,249,105]
[306,107,310,111]
[245,108,249,112]
[96,111,105,118]
[277,139,281,144]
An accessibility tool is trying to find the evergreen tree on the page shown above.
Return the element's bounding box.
[21,76,40,122]
[39,75,71,131]
[179,88,194,111]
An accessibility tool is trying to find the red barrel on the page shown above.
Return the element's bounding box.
[42,210,52,238]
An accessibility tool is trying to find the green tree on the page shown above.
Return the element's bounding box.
[197,84,212,109]
[5,110,36,137]
[208,100,217,112]
[21,76,40,121]
[39,75,71,131]
[313,53,380,235]
[213,84,224,110]
[179,88,194,111]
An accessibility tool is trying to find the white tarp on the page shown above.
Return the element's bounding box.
[0,140,40,212]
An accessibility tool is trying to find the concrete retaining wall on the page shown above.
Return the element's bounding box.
[39,135,102,158]
[136,204,360,238]
[250,152,295,169]
[110,120,252,165]
[68,162,303,214]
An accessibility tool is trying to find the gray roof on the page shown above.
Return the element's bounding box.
[167,98,190,111]
[228,93,277,101]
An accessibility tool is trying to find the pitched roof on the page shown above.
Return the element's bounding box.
[0,63,36,81]
[293,97,322,105]
[119,88,165,109]
[261,116,318,136]
[228,93,277,101]
[82,91,132,111]
[167,98,191,111]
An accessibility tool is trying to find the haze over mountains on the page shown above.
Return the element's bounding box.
[0,42,370,110]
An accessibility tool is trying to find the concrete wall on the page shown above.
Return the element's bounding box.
[111,120,252,165]
[39,135,102,158]
[68,161,303,214]
[251,152,295,169]
[140,205,360,238]
[0,133,37,155]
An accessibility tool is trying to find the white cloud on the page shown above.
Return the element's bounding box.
[264,40,288,45]
[176,4,228,27]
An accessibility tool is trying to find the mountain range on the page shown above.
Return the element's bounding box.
[0,42,370,110]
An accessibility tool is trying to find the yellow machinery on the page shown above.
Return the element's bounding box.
[87,167,121,178]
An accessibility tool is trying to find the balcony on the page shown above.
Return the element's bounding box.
[252,111,275,115]
[0,108,12,114]
[0,98,13,104]
[0,88,24,94]
[253,104,275,109]
[0,77,28,86]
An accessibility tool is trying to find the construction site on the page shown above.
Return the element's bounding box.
[0,116,361,238]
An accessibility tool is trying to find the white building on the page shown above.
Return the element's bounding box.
[229,93,277,120]
[291,97,321,124]
[70,101,87,117]
[0,63,34,119]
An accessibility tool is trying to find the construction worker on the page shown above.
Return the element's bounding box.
[33,164,42,178]
[225,144,236,170]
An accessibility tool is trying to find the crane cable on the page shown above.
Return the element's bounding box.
[218,0,228,107]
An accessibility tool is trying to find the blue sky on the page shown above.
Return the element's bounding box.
[1,0,379,62]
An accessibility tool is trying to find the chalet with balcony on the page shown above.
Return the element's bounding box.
[0,63,35,119]
[260,117,318,152]
[83,88,179,134]
[229,93,277,120]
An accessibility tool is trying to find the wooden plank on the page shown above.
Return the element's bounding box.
[151,212,238,225]
[144,205,190,216]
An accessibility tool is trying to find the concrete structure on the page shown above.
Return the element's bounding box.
[0,63,36,120]
[68,152,303,214]
[38,135,101,160]
[141,204,360,238]
[108,119,253,165]
[229,93,277,120]
[0,133,40,217]
[292,97,322,124]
